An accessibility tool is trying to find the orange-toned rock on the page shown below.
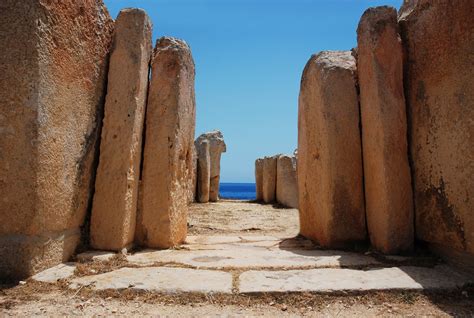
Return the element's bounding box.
[0,0,113,279]
[196,141,211,203]
[399,0,474,255]
[276,155,298,208]
[195,131,227,202]
[357,6,413,254]
[262,156,277,203]
[187,146,198,203]
[90,9,152,251]
[255,159,264,201]
[298,51,366,248]
[136,37,196,248]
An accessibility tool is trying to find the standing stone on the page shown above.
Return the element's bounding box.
[197,141,211,203]
[195,131,227,202]
[262,156,278,203]
[0,0,113,279]
[276,155,298,208]
[357,6,413,254]
[255,159,264,201]
[90,9,152,251]
[187,146,198,204]
[298,51,366,248]
[399,1,474,256]
[136,37,196,248]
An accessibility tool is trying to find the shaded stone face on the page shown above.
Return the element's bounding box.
[262,156,278,203]
[197,141,211,203]
[276,155,298,208]
[0,0,113,280]
[357,6,414,254]
[255,159,264,201]
[136,37,196,249]
[399,0,474,254]
[90,9,152,252]
[195,131,226,202]
[298,51,366,248]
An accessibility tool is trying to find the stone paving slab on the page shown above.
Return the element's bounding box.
[70,267,232,294]
[127,246,380,269]
[239,265,471,293]
[76,251,117,262]
[32,263,76,283]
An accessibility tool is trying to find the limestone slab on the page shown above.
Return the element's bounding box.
[276,155,298,208]
[32,263,76,283]
[127,246,380,269]
[76,251,117,263]
[239,265,471,293]
[255,159,264,201]
[136,37,196,248]
[196,140,210,203]
[91,8,152,251]
[262,156,277,203]
[70,267,232,294]
[298,51,366,248]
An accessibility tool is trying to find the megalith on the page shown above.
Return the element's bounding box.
[262,156,278,203]
[357,6,413,254]
[399,0,474,257]
[90,9,152,251]
[298,51,366,248]
[0,0,113,279]
[195,131,227,202]
[276,155,298,208]
[197,141,211,203]
[255,159,264,201]
[136,37,196,248]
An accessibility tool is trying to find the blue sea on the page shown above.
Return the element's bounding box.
[219,183,256,200]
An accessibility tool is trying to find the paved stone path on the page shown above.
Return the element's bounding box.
[33,234,472,294]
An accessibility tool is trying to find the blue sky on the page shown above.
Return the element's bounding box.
[104,0,403,183]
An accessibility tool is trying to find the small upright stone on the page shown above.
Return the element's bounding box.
[298,51,366,248]
[137,37,196,248]
[195,131,227,202]
[276,155,298,208]
[255,159,264,201]
[90,9,152,251]
[197,141,211,203]
[262,156,278,203]
[357,6,413,254]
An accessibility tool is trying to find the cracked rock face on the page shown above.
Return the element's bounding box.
[0,0,114,280]
[136,37,196,249]
[195,131,226,202]
[399,0,474,254]
[298,51,366,248]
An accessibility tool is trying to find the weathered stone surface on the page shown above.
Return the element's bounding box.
[399,1,474,255]
[70,267,232,294]
[239,265,470,293]
[276,155,298,208]
[76,251,116,263]
[187,145,198,203]
[255,159,264,201]
[262,156,278,203]
[136,37,196,248]
[196,140,210,203]
[90,9,152,252]
[298,51,366,247]
[31,263,76,283]
[195,131,227,202]
[0,0,113,279]
[357,6,413,254]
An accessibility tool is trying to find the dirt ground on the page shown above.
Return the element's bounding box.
[1,200,473,317]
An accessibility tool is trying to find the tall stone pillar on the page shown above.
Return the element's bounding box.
[197,141,211,203]
[195,131,226,202]
[276,155,298,208]
[357,6,413,254]
[255,158,264,201]
[298,51,366,248]
[0,0,113,279]
[90,9,152,251]
[262,156,277,203]
[399,0,474,260]
[136,37,196,249]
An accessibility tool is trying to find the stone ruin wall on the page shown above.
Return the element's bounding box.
[0,3,197,279]
[298,0,473,265]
